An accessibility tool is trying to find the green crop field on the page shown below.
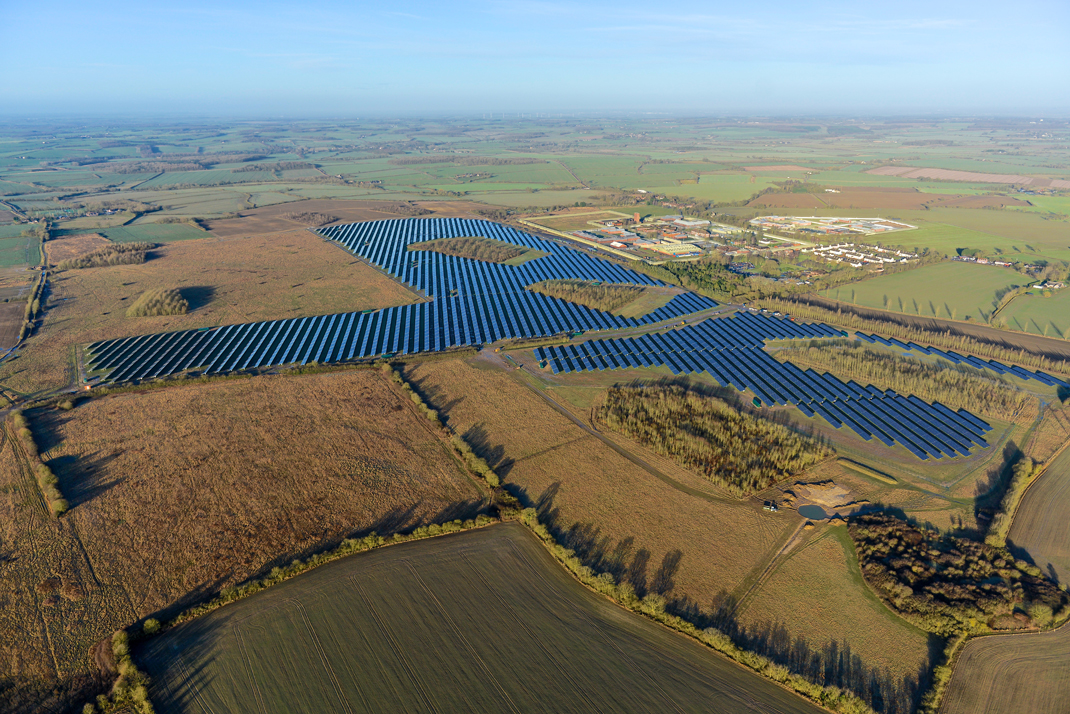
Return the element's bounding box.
[138,524,826,714]
[72,223,210,243]
[822,261,1026,322]
[1000,290,1070,338]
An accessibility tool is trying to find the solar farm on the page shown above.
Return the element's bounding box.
[84,217,1067,463]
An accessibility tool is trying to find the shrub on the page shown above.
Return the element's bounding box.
[142,618,160,636]
[597,384,833,496]
[126,288,189,318]
[527,279,644,312]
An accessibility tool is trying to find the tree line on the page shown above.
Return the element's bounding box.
[526,279,642,312]
[753,297,1070,377]
[125,288,188,318]
[57,242,154,271]
[596,384,833,496]
[409,236,526,264]
[773,342,1041,424]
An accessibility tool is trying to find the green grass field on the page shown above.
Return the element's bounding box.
[999,289,1070,338]
[822,261,1026,322]
[88,223,209,243]
[138,524,826,714]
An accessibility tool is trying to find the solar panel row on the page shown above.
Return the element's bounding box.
[854,332,1068,388]
[85,219,719,382]
[535,314,991,460]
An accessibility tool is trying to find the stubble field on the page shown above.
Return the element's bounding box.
[0,369,483,712]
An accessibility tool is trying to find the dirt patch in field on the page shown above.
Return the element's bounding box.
[0,370,483,712]
[43,233,111,265]
[0,229,419,393]
[781,481,868,518]
[203,198,486,238]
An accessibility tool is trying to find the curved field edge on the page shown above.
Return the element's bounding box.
[941,624,1070,714]
[136,522,831,714]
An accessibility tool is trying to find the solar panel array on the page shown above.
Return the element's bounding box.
[855,332,1070,388]
[85,219,718,382]
[534,312,992,460]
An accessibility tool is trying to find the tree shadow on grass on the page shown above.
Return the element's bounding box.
[180,286,216,312]
[46,451,122,510]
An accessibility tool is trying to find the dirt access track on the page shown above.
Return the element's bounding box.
[203,198,489,238]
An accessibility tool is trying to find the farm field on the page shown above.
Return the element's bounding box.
[999,289,1070,339]
[1008,447,1070,584]
[54,223,208,243]
[139,523,827,714]
[821,262,1025,322]
[736,526,932,699]
[942,625,1070,714]
[0,368,483,712]
[402,356,931,704]
[0,229,418,393]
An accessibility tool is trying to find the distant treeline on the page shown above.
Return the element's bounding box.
[527,279,642,312]
[83,153,268,173]
[850,514,1069,636]
[57,242,154,271]
[754,297,1070,377]
[410,236,526,264]
[126,288,188,318]
[596,384,832,496]
[389,155,545,166]
[233,161,315,173]
[774,342,1041,424]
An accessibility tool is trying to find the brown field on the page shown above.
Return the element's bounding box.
[738,527,932,690]
[43,233,111,265]
[867,166,1070,189]
[1008,446,1070,584]
[1022,404,1070,465]
[0,369,483,712]
[747,187,1031,212]
[0,230,418,393]
[744,165,816,173]
[202,198,486,238]
[0,302,24,349]
[943,624,1070,714]
[402,355,928,691]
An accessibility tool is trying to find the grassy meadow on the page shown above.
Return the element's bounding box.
[1000,289,1070,338]
[821,262,1026,322]
[139,523,827,714]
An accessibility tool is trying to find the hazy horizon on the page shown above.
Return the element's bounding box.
[2,0,1068,117]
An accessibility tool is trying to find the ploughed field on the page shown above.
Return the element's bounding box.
[138,523,827,714]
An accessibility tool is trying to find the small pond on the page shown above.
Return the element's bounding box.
[797,505,828,520]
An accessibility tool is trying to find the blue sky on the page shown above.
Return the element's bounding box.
[2,0,1068,116]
